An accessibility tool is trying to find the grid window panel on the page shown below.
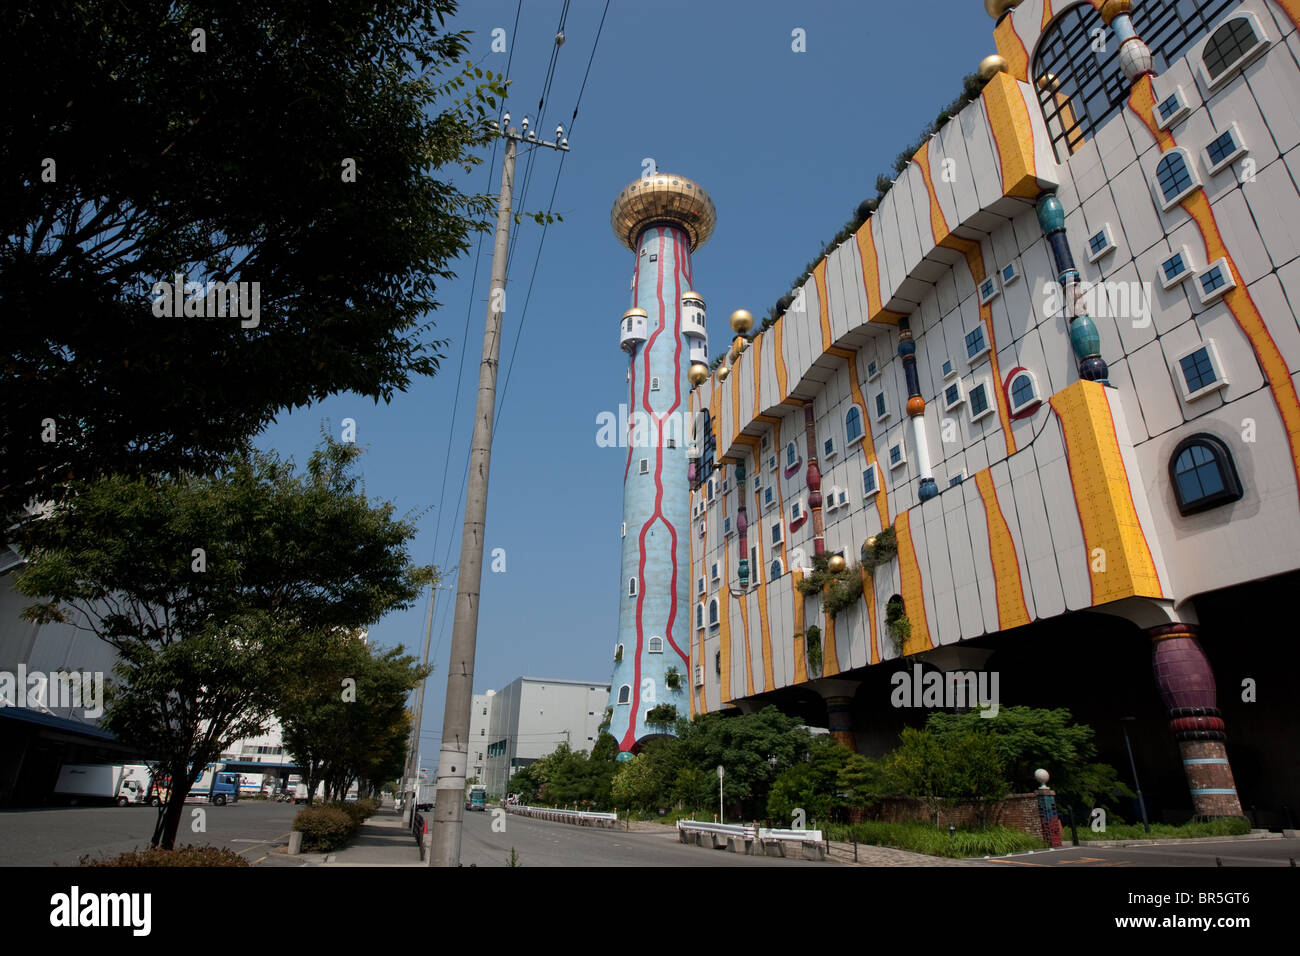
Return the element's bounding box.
[890,444,902,465]
[846,407,863,442]
[1157,152,1195,203]
[1199,267,1226,294]
[970,384,989,416]
[875,392,887,417]
[1174,444,1227,501]
[1158,93,1181,121]
[1162,253,1186,281]
[966,327,986,358]
[1011,375,1037,408]
[1033,0,1237,161]
[863,467,878,494]
[1179,347,1218,393]
[1205,130,1238,167]
[945,383,961,406]
[1203,17,1262,83]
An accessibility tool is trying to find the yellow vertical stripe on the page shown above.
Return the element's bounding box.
[814,260,833,352]
[894,510,933,653]
[792,569,807,684]
[973,468,1032,630]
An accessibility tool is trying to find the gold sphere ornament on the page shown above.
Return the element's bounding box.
[1036,72,1062,93]
[866,536,877,550]
[688,362,710,386]
[828,553,847,573]
[984,0,1022,20]
[978,54,1008,82]
[718,365,730,382]
[730,309,754,334]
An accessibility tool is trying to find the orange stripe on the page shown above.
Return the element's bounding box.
[792,569,807,684]
[1042,0,1053,30]
[717,494,732,704]
[814,260,833,352]
[752,332,764,419]
[772,317,789,401]
[993,11,1030,81]
[914,140,952,248]
[730,344,743,447]
[894,510,933,653]
[690,393,699,719]
[822,603,839,676]
[1128,78,1300,507]
[733,435,770,694]
[853,220,905,326]
[973,468,1032,630]
[1274,0,1300,29]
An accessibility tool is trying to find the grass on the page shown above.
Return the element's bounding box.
[1075,816,1251,841]
[824,821,1046,858]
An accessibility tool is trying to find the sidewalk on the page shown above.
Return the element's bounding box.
[310,810,426,867]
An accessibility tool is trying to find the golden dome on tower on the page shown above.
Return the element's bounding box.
[611,174,716,252]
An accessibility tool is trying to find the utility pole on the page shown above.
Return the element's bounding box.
[429,115,568,867]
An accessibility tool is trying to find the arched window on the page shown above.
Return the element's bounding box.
[708,599,719,627]
[1033,0,1239,161]
[1005,368,1041,418]
[1154,149,1200,209]
[845,406,863,444]
[617,685,631,704]
[1169,434,1242,515]
[1201,15,1267,89]
[770,558,784,580]
[615,643,624,660]
[648,636,663,653]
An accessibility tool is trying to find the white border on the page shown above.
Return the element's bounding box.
[969,379,996,423]
[1198,11,1269,92]
[1007,369,1041,415]
[1153,85,1190,130]
[942,378,966,412]
[1086,223,1116,263]
[1195,258,1237,305]
[1159,245,1196,290]
[1203,121,1248,176]
[1153,147,1202,211]
[1172,339,1229,401]
[862,462,880,496]
[887,441,908,470]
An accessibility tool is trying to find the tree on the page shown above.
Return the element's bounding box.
[675,707,811,819]
[886,727,956,823]
[0,0,507,537]
[15,438,427,848]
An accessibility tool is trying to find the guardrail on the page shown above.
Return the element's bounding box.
[506,805,619,827]
[677,819,826,860]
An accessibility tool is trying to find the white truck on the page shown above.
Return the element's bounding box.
[54,763,152,806]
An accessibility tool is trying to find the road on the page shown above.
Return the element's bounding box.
[988,838,1298,867]
[456,809,825,867]
[0,799,300,867]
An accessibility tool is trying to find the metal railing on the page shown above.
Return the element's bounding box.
[510,805,618,822]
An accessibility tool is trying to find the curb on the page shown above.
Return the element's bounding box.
[1069,832,1286,847]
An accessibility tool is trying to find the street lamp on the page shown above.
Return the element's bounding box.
[717,764,725,824]
[1120,717,1151,835]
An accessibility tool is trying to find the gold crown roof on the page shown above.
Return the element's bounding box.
[611,174,716,252]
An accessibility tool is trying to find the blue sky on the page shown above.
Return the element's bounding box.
[255,0,994,762]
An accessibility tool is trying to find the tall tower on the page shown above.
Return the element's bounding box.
[607,173,716,755]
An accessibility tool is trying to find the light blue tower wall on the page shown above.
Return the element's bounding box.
[609,223,696,753]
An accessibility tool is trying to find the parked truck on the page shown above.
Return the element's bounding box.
[186,765,240,806]
[466,785,487,812]
[53,763,153,806]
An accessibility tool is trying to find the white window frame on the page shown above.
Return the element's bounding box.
[845,407,865,447]
[789,498,803,523]
[763,485,776,510]
[968,379,995,424]
[708,599,720,628]
[874,390,890,423]
[941,359,956,380]
[648,636,663,654]
[1153,147,1201,211]
[723,515,732,537]
[1007,369,1041,416]
[639,458,649,475]
[823,435,837,459]
[1195,257,1236,305]
[628,577,638,597]
[1159,245,1195,290]
[710,561,720,582]
[1153,85,1189,130]
[617,685,631,705]
[770,521,784,545]
[1000,261,1021,286]
[697,576,706,595]
[887,441,907,470]
[1202,122,1247,177]
[1199,12,1269,92]
[650,376,661,391]
[1085,223,1116,263]
[948,469,967,487]
[942,378,965,412]
[621,521,627,538]
[697,602,706,630]
[866,359,880,382]
[768,454,777,472]
[769,557,785,580]
[694,665,705,688]
[1173,339,1229,402]
[862,462,880,496]
[785,441,799,468]
[977,275,1000,306]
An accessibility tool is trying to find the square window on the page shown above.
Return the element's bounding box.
[1001,262,1020,285]
[1195,258,1236,304]
[791,501,801,520]
[948,472,965,487]
[888,443,907,469]
[768,454,777,471]
[978,276,1000,305]
[1086,224,1115,263]
[724,516,732,536]
[648,253,658,262]
[969,381,994,422]
[697,576,705,594]
[874,391,889,422]
[1203,123,1247,176]
[823,437,836,458]
[1154,86,1189,129]
[965,326,989,362]
[1159,247,1195,290]
[764,486,775,508]
[866,360,880,381]
[862,464,879,495]
[761,434,769,450]
[1174,341,1228,401]
[711,562,720,581]
[943,380,965,412]
[942,359,955,379]
[771,522,783,544]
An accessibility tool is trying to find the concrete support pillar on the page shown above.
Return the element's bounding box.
[1148,622,1243,818]
[811,678,859,752]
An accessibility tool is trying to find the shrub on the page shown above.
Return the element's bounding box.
[824,821,1043,858]
[356,797,381,816]
[1077,816,1250,841]
[81,844,250,867]
[293,806,356,851]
